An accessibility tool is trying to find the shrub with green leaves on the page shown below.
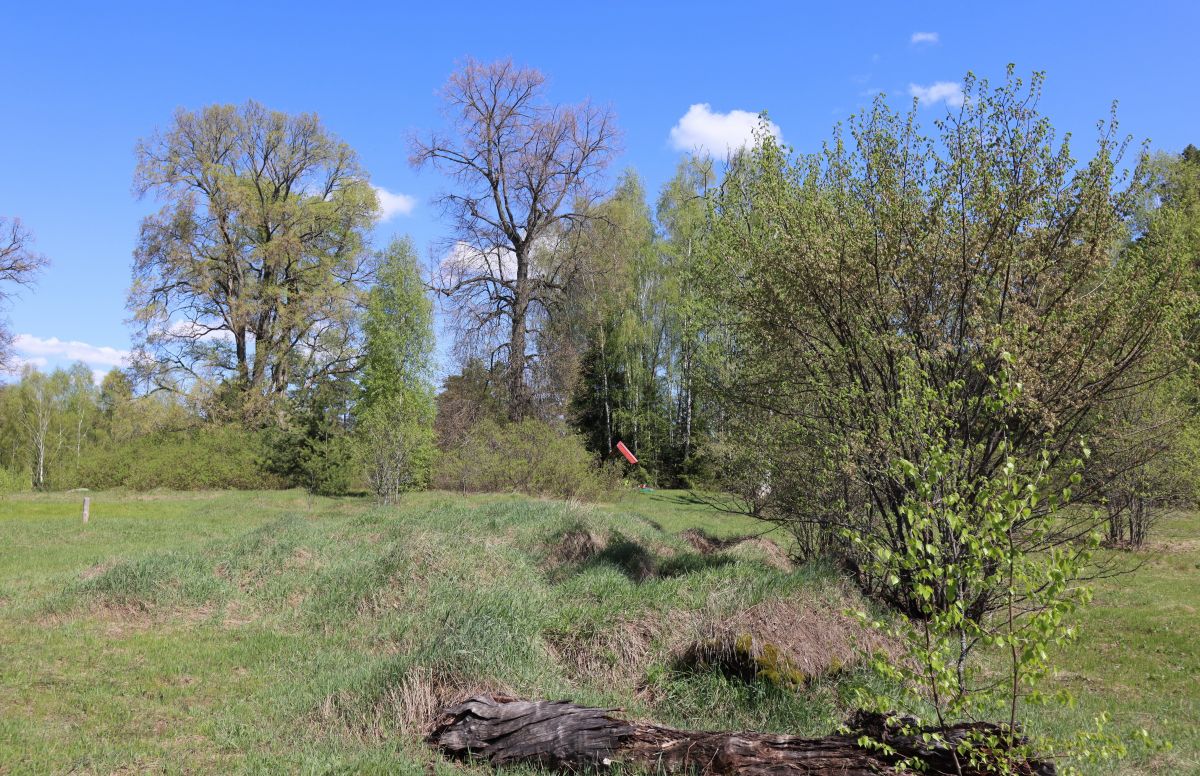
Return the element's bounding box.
[356,398,434,502]
[850,357,1128,773]
[702,68,1196,570]
[434,418,621,501]
[76,425,282,491]
[0,465,32,494]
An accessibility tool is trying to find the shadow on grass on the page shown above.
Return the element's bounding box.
[575,533,736,583]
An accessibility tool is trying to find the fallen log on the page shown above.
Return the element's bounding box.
[427,694,1056,775]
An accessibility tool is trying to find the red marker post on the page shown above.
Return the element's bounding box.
[615,440,638,465]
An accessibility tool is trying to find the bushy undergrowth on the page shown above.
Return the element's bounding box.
[0,465,32,494]
[435,419,622,501]
[75,426,284,491]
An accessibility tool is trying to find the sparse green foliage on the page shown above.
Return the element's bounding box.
[413,58,618,421]
[850,357,1127,773]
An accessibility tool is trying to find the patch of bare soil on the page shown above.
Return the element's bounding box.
[676,599,895,687]
[1144,538,1200,555]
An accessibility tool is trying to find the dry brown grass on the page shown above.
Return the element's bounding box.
[316,666,510,741]
[545,528,607,567]
[545,610,695,692]
[675,596,897,687]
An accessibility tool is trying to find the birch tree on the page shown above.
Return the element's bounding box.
[17,366,70,489]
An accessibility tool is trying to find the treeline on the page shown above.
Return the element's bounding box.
[3,64,1200,558]
[6,61,1199,767]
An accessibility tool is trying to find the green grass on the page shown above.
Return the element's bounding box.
[0,490,864,774]
[1022,509,1200,774]
[0,489,1195,774]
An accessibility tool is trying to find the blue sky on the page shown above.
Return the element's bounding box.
[2,0,1197,381]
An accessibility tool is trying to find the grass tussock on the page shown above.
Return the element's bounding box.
[674,598,896,688]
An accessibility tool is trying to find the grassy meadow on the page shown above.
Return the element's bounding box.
[0,490,1195,774]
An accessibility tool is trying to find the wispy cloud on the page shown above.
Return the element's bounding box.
[13,355,48,371]
[668,104,781,158]
[909,81,964,108]
[911,31,939,45]
[372,185,417,221]
[13,334,130,373]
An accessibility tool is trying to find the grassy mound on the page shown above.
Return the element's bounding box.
[0,491,881,772]
[0,490,1194,773]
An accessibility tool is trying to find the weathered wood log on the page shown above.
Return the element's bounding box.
[427,694,1056,775]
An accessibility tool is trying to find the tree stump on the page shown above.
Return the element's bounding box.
[427,694,1056,775]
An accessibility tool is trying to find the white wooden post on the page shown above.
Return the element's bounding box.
[82,497,90,524]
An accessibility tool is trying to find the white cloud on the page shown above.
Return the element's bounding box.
[911,31,939,45]
[668,104,781,158]
[909,81,965,108]
[14,334,130,369]
[439,242,518,285]
[372,185,417,221]
[13,355,48,371]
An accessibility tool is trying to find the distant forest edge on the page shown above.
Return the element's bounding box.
[2,66,1198,560]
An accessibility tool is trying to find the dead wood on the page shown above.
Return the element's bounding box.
[427,694,1056,775]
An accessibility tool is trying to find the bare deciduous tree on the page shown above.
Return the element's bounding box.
[412,59,618,420]
[0,217,48,371]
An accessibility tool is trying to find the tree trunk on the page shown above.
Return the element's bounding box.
[508,249,530,422]
[602,362,613,456]
[428,695,1055,775]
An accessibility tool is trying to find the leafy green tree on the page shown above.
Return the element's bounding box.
[568,172,670,471]
[63,362,98,474]
[15,365,72,489]
[566,166,722,483]
[97,369,134,430]
[129,101,378,417]
[703,69,1194,604]
[354,237,436,500]
[260,373,358,495]
[433,359,505,450]
[656,158,717,472]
